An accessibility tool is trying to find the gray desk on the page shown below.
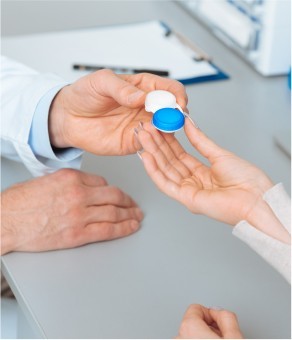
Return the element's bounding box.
[1,1,291,338]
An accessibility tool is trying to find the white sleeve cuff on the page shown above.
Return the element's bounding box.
[233,221,291,283]
[263,183,291,233]
[233,183,291,283]
[28,85,83,162]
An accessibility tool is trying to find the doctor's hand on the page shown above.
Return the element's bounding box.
[137,119,290,244]
[48,70,187,156]
[1,169,143,255]
[176,304,243,339]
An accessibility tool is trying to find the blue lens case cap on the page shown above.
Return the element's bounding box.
[152,107,185,133]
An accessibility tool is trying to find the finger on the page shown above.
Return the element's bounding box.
[178,304,220,339]
[209,324,223,337]
[121,73,188,110]
[84,219,140,242]
[86,186,138,208]
[182,304,214,324]
[138,129,183,184]
[85,205,144,224]
[92,69,146,108]
[209,309,243,339]
[140,151,182,201]
[141,122,207,182]
[184,117,231,162]
[80,172,108,187]
[142,123,191,178]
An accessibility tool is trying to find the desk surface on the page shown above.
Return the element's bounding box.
[1,1,291,338]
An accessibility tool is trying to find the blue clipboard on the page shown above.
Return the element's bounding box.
[178,62,229,85]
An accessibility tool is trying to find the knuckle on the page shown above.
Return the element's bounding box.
[61,227,80,245]
[119,84,133,99]
[66,185,86,204]
[220,310,237,320]
[56,168,81,182]
[110,186,124,201]
[97,176,108,186]
[68,207,84,223]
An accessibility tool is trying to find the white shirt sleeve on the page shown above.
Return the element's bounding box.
[28,85,83,168]
[233,183,291,283]
[1,56,82,176]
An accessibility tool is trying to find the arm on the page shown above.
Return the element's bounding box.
[1,56,188,176]
[1,56,70,175]
[136,118,291,281]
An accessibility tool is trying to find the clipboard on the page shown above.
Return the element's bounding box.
[3,21,228,85]
[158,21,229,84]
[69,20,229,85]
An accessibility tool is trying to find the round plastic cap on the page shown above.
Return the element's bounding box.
[145,90,178,113]
[152,107,185,133]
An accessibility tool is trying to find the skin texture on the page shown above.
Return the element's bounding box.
[48,69,188,155]
[1,169,143,255]
[1,71,187,255]
[177,304,243,339]
[137,118,291,244]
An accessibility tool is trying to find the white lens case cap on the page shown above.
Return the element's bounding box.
[145,90,183,113]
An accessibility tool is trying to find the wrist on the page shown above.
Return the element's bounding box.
[1,229,16,255]
[255,174,274,196]
[245,195,291,244]
[1,192,19,255]
[48,86,71,148]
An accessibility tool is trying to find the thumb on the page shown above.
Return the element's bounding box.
[93,69,145,108]
[184,116,230,161]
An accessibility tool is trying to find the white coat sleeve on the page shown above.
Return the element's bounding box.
[1,56,82,176]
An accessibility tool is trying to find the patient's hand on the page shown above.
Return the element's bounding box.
[176,304,243,339]
[137,118,290,243]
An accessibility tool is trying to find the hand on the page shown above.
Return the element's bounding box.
[48,70,187,155]
[137,119,290,243]
[177,304,243,339]
[1,169,143,254]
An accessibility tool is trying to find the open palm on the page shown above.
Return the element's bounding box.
[137,118,274,226]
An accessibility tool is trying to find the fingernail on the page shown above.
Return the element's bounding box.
[128,90,144,103]
[184,112,199,129]
[134,122,144,136]
[209,306,224,311]
[134,127,139,137]
[134,127,144,151]
[137,150,144,161]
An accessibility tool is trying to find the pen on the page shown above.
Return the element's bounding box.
[73,64,169,77]
[164,28,211,62]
